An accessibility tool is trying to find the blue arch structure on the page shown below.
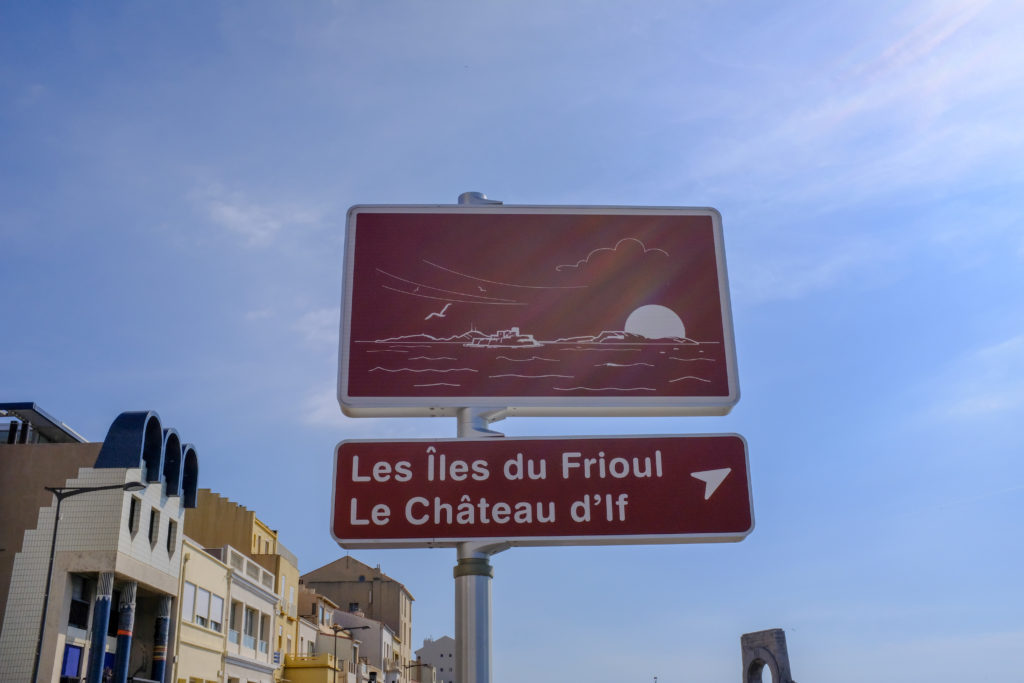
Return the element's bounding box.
[93,411,199,508]
[182,446,199,508]
[162,429,182,496]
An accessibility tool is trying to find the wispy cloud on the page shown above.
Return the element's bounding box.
[295,308,338,348]
[920,333,1024,421]
[691,1,1024,208]
[194,184,323,247]
[299,387,438,439]
[732,233,894,303]
[245,308,274,321]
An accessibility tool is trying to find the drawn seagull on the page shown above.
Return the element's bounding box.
[425,303,452,320]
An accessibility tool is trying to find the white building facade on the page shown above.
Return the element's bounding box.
[0,410,199,683]
[207,545,280,683]
[415,636,456,683]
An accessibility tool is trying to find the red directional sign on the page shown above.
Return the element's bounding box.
[338,205,738,417]
[331,434,753,548]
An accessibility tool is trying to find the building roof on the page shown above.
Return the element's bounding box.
[0,402,86,443]
[301,555,413,599]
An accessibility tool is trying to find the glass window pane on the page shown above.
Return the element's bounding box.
[195,588,210,619]
[183,582,196,622]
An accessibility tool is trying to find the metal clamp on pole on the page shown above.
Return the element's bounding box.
[457,407,507,439]
[453,557,494,579]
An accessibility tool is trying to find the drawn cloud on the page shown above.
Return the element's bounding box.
[555,238,669,273]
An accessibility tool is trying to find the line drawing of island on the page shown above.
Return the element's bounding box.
[344,210,734,402]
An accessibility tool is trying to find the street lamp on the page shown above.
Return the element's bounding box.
[31,481,147,683]
[331,624,370,683]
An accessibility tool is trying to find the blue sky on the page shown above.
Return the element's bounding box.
[3,1,1023,681]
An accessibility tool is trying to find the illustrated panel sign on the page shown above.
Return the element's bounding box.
[331,434,753,548]
[338,205,739,417]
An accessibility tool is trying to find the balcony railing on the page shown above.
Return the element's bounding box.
[284,653,334,668]
[243,634,256,649]
[229,629,240,644]
[259,640,269,654]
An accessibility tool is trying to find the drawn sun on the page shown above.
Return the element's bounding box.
[624,304,687,340]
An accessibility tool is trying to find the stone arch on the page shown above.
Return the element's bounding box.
[741,629,794,683]
[746,651,780,683]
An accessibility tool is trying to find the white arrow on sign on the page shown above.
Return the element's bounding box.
[691,468,732,500]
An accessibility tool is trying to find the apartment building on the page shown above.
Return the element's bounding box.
[1,404,423,683]
[183,490,303,680]
[0,406,199,683]
[203,545,279,683]
[415,637,454,683]
[301,556,414,676]
[330,610,398,683]
[176,537,230,683]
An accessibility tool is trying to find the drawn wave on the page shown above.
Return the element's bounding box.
[489,374,573,379]
[553,386,656,392]
[596,362,654,368]
[414,382,461,388]
[369,367,478,374]
[368,349,408,353]
[559,347,641,353]
[497,356,559,363]
[410,356,457,361]
[669,376,711,383]
[669,356,715,362]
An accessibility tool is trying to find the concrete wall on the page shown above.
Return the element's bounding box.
[183,489,258,556]
[0,442,99,623]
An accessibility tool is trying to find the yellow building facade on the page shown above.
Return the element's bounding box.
[184,489,304,682]
[175,537,230,683]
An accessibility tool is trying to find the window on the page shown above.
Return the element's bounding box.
[68,576,90,630]
[243,607,258,649]
[148,509,160,547]
[127,497,141,537]
[349,602,359,612]
[166,519,177,555]
[107,589,121,637]
[60,644,83,682]
[229,600,241,642]
[210,594,224,632]
[194,587,210,627]
[259,614,270,653]
[182,582,196,622]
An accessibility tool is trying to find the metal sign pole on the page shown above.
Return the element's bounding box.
[454,407,509,683]
[453,186,509,683]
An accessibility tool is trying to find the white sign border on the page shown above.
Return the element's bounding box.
[338,204,740,418]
